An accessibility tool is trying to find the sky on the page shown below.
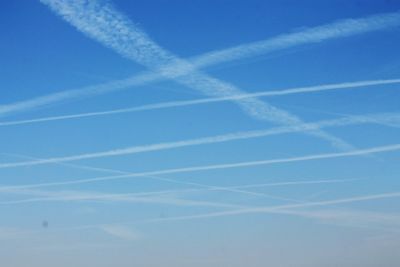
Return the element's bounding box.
[0,0,400,266]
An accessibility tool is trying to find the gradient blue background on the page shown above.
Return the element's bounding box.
[0,0,400,266]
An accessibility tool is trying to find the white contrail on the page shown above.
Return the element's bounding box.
[144,191,400,223]
[1,143,399,189]
[1,7,399,117]
[1,78,398,127]
[0,179,352,200]
[20,2,400,150]
[0,172,390,231]
[190,11,400,68]
[0,112,398,169]
[5,203,400,239]
[40,194,400,236]
[1,153,354,203]
[99,225,140,241]
[0,187,245,209]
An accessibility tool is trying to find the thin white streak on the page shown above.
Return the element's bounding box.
[0,187,244,209]
[99,225,140,240]
[0,179,351,199]
[279,103,400,129]
[49,198,400,236]
[0,153,357,201]
[2,153,355,204]
[1,143,399,190]
[1,7,399,117]
[1,153,330,204]
[145,191,400,223]
[1,78,398,127]
[0,73,157,117]
[0,112,398,169]
[190,11,400,68]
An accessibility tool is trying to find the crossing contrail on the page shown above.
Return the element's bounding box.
[0,112,398,169]
[143,191,400,223]
[0,78,398,127]
[4,2,399,149]
[0,142,399,189]
[1,9,399,117]
[0,153,355,204]
[0,187,246,209]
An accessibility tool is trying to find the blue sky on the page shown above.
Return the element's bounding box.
[1,0,400,266]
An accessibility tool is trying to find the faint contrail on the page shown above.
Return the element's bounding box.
[0,112,398,169]
[0,78,398,127]
[1,143,399,189]
[0,178,356,200]
[0,187,245,209]
[1,7,399,117]
[42,194,400,235]
[1,153,357,204]
[143,191,400,223]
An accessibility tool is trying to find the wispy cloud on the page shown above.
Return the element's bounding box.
[99,224,140,240]
[0,153,362,205]
[1,112,398,169]
[1,142,399,190]
[0,153,358,204]
[2,152,357,205]
[3,180,400,235]
[0,187,246,209]
[0,227,32,240]
[1,153,300,202]
[294,209,400,231]
[1,78,398,127]
[144,191,400,223]
[190,11,400,68]
[37,196,400,236]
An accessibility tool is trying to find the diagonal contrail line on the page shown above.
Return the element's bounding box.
[0,78,398,127]
[0,112,398,169]
[0,142,399,190]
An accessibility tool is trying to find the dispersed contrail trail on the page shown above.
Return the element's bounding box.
[1,78,398,127]
[1,143,399,189]
[39,193,400,235]
[0,179,353,200]
[0,178,359,208]
[1,153,304,203]
[143,191,400,223]
[0,112,398,169]
[1,7,399,117]
[0,187,246,209]
[0,152,357,203]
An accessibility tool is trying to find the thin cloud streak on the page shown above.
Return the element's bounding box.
[1,143,399,190]
[145,191,400,223]
[99,225,140,240]
[1,153,292,202]
[0,187,245,209]
[0,179,352,199]
[50,197,400,236]
[1,78,398,127]
[1,6,399,117]
[0,153,357,203]
[0,112,398,169]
